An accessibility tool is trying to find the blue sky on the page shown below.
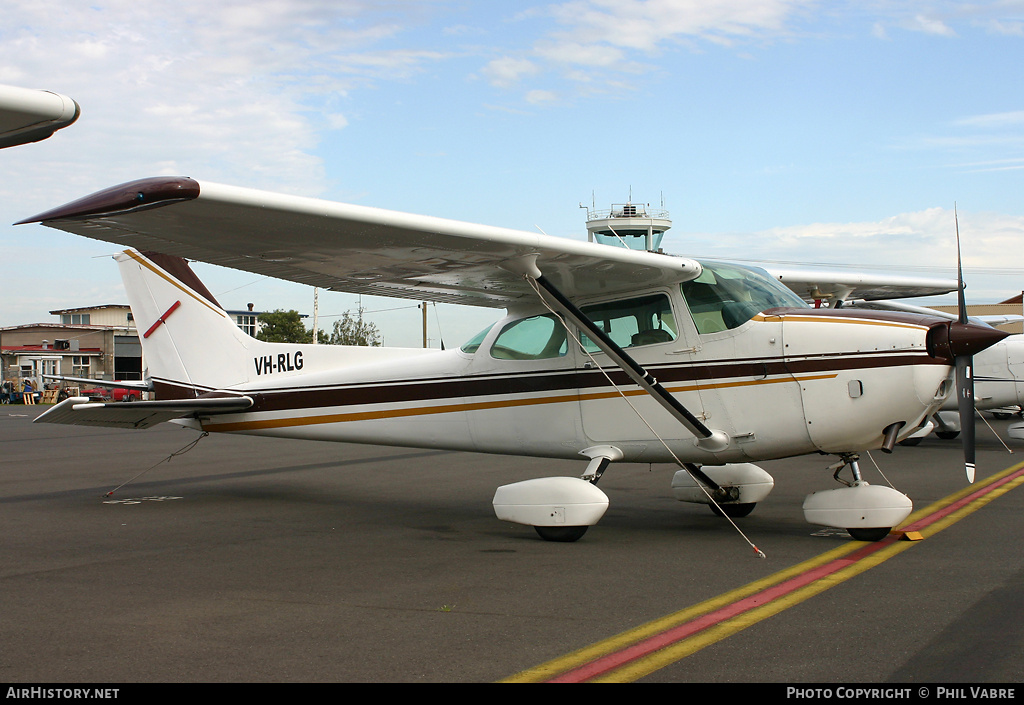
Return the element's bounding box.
[2,1,1023,347]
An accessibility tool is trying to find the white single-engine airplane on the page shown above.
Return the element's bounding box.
[21,177,1008,543]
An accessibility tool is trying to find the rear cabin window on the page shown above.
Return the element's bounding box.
[578,294,677,353]
[489,313,568,360]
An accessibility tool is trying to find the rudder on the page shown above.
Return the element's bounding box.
[117,249,251,397]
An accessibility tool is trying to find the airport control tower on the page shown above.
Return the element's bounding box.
[582,198,671,253]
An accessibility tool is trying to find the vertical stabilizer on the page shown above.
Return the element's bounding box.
[117,249,251,397]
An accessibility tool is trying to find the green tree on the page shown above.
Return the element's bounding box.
[326,308,382,347]
[256,310,313,343]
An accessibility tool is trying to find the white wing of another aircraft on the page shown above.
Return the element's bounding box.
[0,84,80,149]
[766,267,958,305]
[845,299,1023,327]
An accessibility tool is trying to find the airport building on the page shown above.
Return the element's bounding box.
[1,305,140,395]
[1,303,267,395]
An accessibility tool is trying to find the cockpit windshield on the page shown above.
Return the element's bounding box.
[681,260,807,334]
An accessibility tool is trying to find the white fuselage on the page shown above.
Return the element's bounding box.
[115,249,955,467]
[176,291,952,466]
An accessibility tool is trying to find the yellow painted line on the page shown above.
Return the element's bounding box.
[502,460,1024,683]
[501,541,866,683]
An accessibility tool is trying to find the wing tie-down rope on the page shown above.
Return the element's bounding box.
[525,276,765,558]
[103,431,209,498]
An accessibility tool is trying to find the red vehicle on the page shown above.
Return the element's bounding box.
[78,385,145,402]
[111,387,143,402]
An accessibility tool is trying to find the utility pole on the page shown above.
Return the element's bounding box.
[312,287,319,344]
[421,302,428,348]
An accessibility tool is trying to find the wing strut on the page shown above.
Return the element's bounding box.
[525,270,729,452]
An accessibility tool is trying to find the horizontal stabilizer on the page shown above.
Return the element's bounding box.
[34,396,253,429]
[41,375,151,392]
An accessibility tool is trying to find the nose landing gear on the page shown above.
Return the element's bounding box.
[802,454,912,541]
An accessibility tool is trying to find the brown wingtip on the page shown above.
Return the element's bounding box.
[15,176,200,225]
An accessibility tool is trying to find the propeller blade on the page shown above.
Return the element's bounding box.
[956,207,968,325]
[953,206,976,483]
[956,355,976,483]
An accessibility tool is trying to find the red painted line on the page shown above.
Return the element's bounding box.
[143,300,181,339]
[545,464,1024,683]
[901,465,1024,533]
[547,539,894,683]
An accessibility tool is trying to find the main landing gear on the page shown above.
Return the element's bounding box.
[671,463,775,518]
[491,446,620,542]
[802,454,913,541]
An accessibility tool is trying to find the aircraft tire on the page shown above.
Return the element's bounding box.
[534,525,589,542]
[936,430,960,440]
[846,527,891,542]
[711,502,756,518]
[898,437,923,446]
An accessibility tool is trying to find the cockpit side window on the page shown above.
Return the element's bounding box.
[681,261,807,334]
[489,313,568,360]
[578,294,677,353]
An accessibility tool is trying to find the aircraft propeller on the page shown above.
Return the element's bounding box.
[954,210,977,482]
[947,209,1006,482]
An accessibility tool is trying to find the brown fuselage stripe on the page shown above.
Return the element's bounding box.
[200,372,841,432]
[157,350,938,416]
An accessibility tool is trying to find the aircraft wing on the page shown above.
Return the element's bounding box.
[846,299,1023,327]
[19,177,702,307]
[766,267,958,303]
[35,395,254,430]
[0,84,80,149]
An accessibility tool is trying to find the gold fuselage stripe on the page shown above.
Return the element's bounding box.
[201,373,838,433]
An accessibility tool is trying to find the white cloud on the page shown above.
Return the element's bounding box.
[482,0,812,104]
[955,111,1024,129]
[327,113,350,130]
[981,18,1024,36]
[535,40,625,67]
[904,14,956,36]
[481,56,540,87]
[0,1,453,197]
[545,0,807,51]
[673,208,1024,302]
[525,89,558,104]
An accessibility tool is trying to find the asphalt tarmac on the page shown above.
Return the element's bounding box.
[2,406,1023,684]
